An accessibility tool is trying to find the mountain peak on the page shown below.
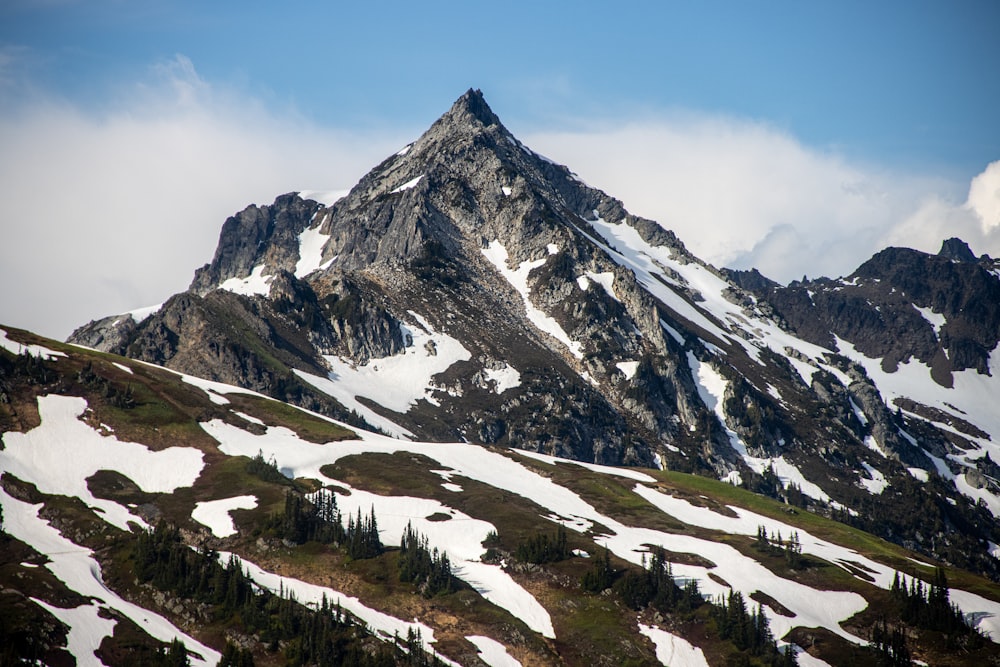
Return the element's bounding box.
[938,237,976,262]
[447,88,500,128]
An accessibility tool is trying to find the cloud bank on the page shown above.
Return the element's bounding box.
[525,121,1000,282]
[1,55,998,340]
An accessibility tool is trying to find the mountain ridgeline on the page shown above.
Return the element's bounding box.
[70,89,1000,576]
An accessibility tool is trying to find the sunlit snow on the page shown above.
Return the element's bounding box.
[294,313,470,439]
[391,175,424,193]
[191,495,258,538]
[218,264,273,297]
[638,624,709,667]
[466,635,522,667]
[484,363,521,393]
[295,221,334,278]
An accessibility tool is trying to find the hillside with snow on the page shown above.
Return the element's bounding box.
[2,325,999,665]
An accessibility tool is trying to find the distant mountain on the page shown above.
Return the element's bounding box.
[69,89,1000,582]
[3,325,1000,666]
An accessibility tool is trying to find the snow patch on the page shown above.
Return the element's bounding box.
[295,314,470,439]
[466,635,522,667]
[914,305,946,337]
[859,462,888,495]
[126,303,162,324]
[295,222,333,278]
[111,362,133,374]
[908,467,930,482]
[501,186,512,196]
[482,241,583,359]
[391,175,423,193]
[218,264,273,297]
[638,624,708,667]
[616,360,639,380]
[0,490,219,666]
[191,495,258,538]
[297,189,349,207]
[577,271,618,300]
[484,363,521,393]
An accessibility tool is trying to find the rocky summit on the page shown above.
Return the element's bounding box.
[71,89,1000,579]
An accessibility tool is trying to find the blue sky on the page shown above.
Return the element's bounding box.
[2,1,999,338]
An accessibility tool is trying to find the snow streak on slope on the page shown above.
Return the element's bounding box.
[0,395,205,530]
[582,214,848,386]
[685,351,832,503]
[835,337,1000,512]
[0,327,66,360]
[466,635,523,667]
[481,241,584,359]
[216,552,459,666]
[295,220,334,278]
[191,495,258,538]
[0,489,220,666]
[294,313,470,439]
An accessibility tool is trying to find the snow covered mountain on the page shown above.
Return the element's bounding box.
[2,325,999,665]
[69,89,1000,582]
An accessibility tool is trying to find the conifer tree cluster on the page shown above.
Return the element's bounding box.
[345,507,383,559]
[868,617,911,666]
[514,525,569,564]
[889,568,984,648]
[247,450,292,485]
[398,522,456,598]
[581,546,797,665]
[754,526,804,568]
[612,547,702,613]
[713,590,792,664]
[270,489,344,545]
[131,522,417,666]
[77,360,135,408]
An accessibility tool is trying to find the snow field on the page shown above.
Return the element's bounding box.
[328,487,555,638]
[481,240,584,359]
[0,489,220,666]
[295,312,471,439]
[0,395,205,531]
[191,495,258,538]
[200,416,879,646]
[391,175,424,193]
[216,552,458,666]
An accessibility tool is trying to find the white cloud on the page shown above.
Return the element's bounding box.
[0,55,411,339]
[524,117,1000,281]
[967,160,1000,233]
